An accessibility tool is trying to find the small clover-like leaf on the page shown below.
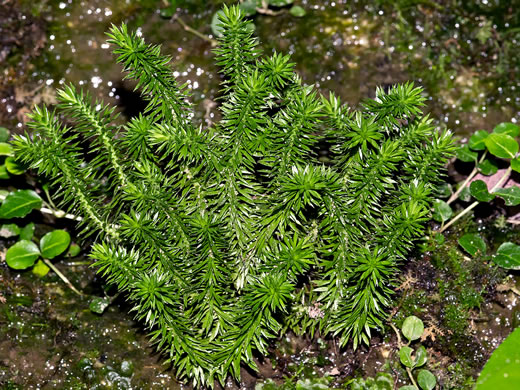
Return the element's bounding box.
[458,233,486,256]
[484,133,518,159]
[0,189,42,219]
[478,159,499,175]
[494,186,520,206]
[432,199,452,222]
[456,144,478,162]
[402,315,424,342]
[20,223,35,241]
[511,158,520,173]
[493,242,520,270]
[470,180,495,202]
[6,240,40,270]
[417,369,436,390]
[32,259,50,277]
[399,346,415,368]
[40,230,71,259]
[289,5,306,17]
[414,345,428,367]
[469,130,489,151]
[493,122,520,137]
[90,296,111,314]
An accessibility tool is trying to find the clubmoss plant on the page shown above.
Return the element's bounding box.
[13,5,454,386]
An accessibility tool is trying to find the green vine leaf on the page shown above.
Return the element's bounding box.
[493,122,520,138]
[417,369,436,390]
[6,240,41,270]
[399,346,415,368]
[478,159,498,175]
[469,180,495,202]
[493,186,520,206]
[493,242,520,270]
[289,5,306,17]
[469,130,489,151]
[511,158,520,173]
[484,133,518,159]
[0,189,43,219]
[414,345,428,367]
[90,296,111,314]
[32,259,50,277]
[458,233,486,256]
[40,230,71,259]
[402,316,424,342]
[432,199,452,222]
[456,144,478,162]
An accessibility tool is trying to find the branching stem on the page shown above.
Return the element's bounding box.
[440,166,512,233]
[42,258,84,296]
[447,151,487,204]
[389,322,419,389]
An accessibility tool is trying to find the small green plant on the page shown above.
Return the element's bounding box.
[433,122,520,232]
[391,316,437,390]
[458,231,520,270]
[0,128,84,294]
[346,372,394,390]
[13,5,453,385]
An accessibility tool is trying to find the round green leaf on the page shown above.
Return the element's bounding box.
[402,315,424,342]
[0,142,13,156]
[493,122,520,137]
[90,296,111,314]
[289,5,306,17]
[67,243,81,257]
[484,133,519,159]
[0,223,20,238]
[399,387,417,390]
[0,127,10,142]
[493,242,520,270]
[458,233,486,256]
[5,157,26,175]
[399,346,414,368]
[414,345,428,368]
[470,180,495,202]
[432,199,452,222]
[211,10,226,37]
[20,223,35,241]
[40,230,71,259]
[436,183,452,198]
[511,158,520,173]
[459,186,472,202]
[469,130,489,151]
[475,327,520,389]
[456,144,478,162]
[6,240,41,270]
[494,186,520,206]
[0,189,43,219]
[417,370,436,390]
[32,259,50,277]
[478,159,499,175]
